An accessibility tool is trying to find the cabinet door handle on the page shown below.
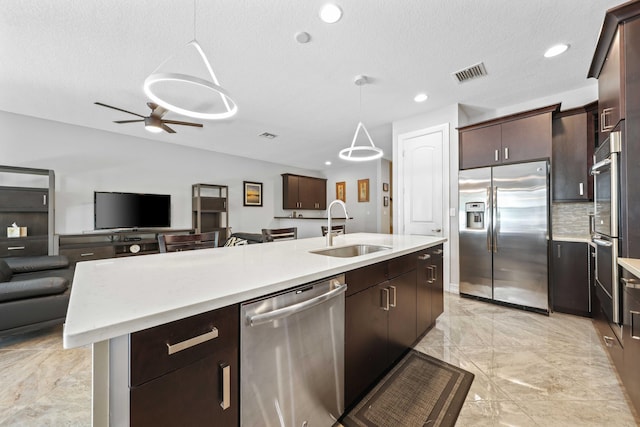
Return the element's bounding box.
[504,147,509,160]
[43,194,47,205]
[8,246,25,250]
[603,335,615,347]
[418,254,431,260]
[557,244,561,258]
[381,288,390,311]
[432,265,438,282]
[601,108,614,132]
[220,363,231,410]
[494,149,500,162]
[427,266,435,283]
[166,327,218,355]
[389,286,397,308]
[579,182,584,196]
[621,277,640,289]
[80,252,95,257]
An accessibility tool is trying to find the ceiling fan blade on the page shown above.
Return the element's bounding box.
[149,103,168,118]
[162,124,176,133]
[113,119,144,124]
[162,120,203,127]
[94,102,145,118]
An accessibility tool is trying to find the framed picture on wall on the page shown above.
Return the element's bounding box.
[243,181,263,206]
[336,181,346,202]
[383,196,389,207]
[357,179,369,203]
[383,182,389,192]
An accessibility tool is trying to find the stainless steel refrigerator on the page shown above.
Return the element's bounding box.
[459,160,549,312]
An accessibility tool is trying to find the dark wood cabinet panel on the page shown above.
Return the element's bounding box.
[282,174,327,210]
[459,105,557,170]
[501,112,552,163]
[598,26,625,137]
[416,244,444,337]
[0,236,48,257]
[192,184,228,237]
[387,270,417,363]
[0,187,48,210]
[345,262,388,297]
[130,304,239,426]
[345,283,388,407]
[622,274,640,412]
[430,246,444,321]
[459,124,501,169]
[130,347,238,427]
[552,106,596,202]
[552,241,590,317]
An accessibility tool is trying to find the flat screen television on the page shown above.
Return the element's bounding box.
[94,192,171,230]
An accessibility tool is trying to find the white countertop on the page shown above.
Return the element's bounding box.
[619,258,640,278]
[63,233,445,349]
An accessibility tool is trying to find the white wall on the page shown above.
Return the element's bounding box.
[323,161,382,234]
[0,111,319,237]
[378,159,391,234]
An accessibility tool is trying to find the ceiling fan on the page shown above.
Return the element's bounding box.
[94,102,203,134]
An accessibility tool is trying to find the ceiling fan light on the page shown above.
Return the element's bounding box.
[144,116,163,133]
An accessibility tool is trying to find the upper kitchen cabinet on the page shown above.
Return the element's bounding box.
[593,26,624,138]
[459,104,558,170]
[282,173,327,210]
[552,103,597,201]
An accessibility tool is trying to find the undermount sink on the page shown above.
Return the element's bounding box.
[310,244,392,258]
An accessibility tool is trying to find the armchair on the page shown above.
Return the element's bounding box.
[0,255,74,337]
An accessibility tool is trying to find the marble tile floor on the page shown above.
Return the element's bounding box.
[0,292,639,426]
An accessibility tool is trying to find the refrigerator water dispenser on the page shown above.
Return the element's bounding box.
[465,202,485,229]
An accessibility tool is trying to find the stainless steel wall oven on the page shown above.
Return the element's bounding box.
[592,131,622,335]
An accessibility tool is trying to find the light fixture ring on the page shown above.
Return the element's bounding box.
[144,72,238,120]
[339,146,384,162]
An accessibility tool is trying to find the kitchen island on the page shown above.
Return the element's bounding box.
[63,232,446,426]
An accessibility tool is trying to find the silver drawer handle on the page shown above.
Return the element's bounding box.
[592,238,613,247]
[418,254,431,260]
[603,335,615,347]
[220,363,231,409]
[166,327,218,355]
[621,277,640,289]
[7,246,25,250]
[389,286,397,308]
[433,249,443,255]
[80,252,95,257]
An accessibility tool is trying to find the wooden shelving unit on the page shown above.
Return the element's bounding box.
[192,184,229,238]
[0,165,55,257]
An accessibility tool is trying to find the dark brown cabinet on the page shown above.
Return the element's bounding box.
[551,241,590,317]
[597,26,624,136]
[0,166,54,258]
[621,267,640,412]
[459,105,557,170]
[552,103,597,201]
[130,304,239,427]
[282,173,327,210]
[344,249,443,408]
[417,244,444,336]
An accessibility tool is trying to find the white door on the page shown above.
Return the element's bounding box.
[400,127,444,236]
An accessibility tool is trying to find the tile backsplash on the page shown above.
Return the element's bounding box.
[552,202,592,237]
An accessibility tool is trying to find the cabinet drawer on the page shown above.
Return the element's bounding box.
[131,304,239,387]
[388,253,415,278]
[60,245,115,264]
[0,238,48,257]
[345,262,388,296]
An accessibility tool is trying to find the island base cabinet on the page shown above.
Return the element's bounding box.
[130,348,238,427]
[417,244,444,337]
[387,270,417,363]
[345,283,388,408]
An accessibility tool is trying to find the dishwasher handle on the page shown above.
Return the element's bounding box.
[248,283,347,327]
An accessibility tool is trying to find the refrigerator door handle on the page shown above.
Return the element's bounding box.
[486,187,492,252]
[494,186,500,252]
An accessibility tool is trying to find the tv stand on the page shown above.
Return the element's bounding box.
[56,229,194,266]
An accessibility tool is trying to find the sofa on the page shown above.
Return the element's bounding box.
[0,255,74,337]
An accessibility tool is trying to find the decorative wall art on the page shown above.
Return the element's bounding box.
[383,183,389,192]
[336,181,346,202]
[383,196,389,207]
[243,181,262,206]
[357,179,369,203]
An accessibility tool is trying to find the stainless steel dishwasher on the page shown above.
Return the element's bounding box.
[241,274,346,427]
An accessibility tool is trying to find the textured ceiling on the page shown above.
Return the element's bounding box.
[0,0,621,170]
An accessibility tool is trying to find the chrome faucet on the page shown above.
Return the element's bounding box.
[327,199,349,246]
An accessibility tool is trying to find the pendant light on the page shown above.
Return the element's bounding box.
[143,0,237,120]
[339,75,383,162]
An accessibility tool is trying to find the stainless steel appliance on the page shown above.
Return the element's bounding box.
[459,160,550,312]
[240,275,346,426]
[592,130,622,335]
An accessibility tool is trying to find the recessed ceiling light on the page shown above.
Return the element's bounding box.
[325,161,332,166]
[414,93,428,103]
[320,4,342,24]
[544,44,569,58]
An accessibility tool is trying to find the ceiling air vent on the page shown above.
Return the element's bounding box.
[452,62,487,83]
[258,132,278,139]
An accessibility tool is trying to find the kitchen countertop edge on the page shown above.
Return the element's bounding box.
[619,257,640,278]
[63,233,446,349]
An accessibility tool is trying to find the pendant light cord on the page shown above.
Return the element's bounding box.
[193,0,197,41]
